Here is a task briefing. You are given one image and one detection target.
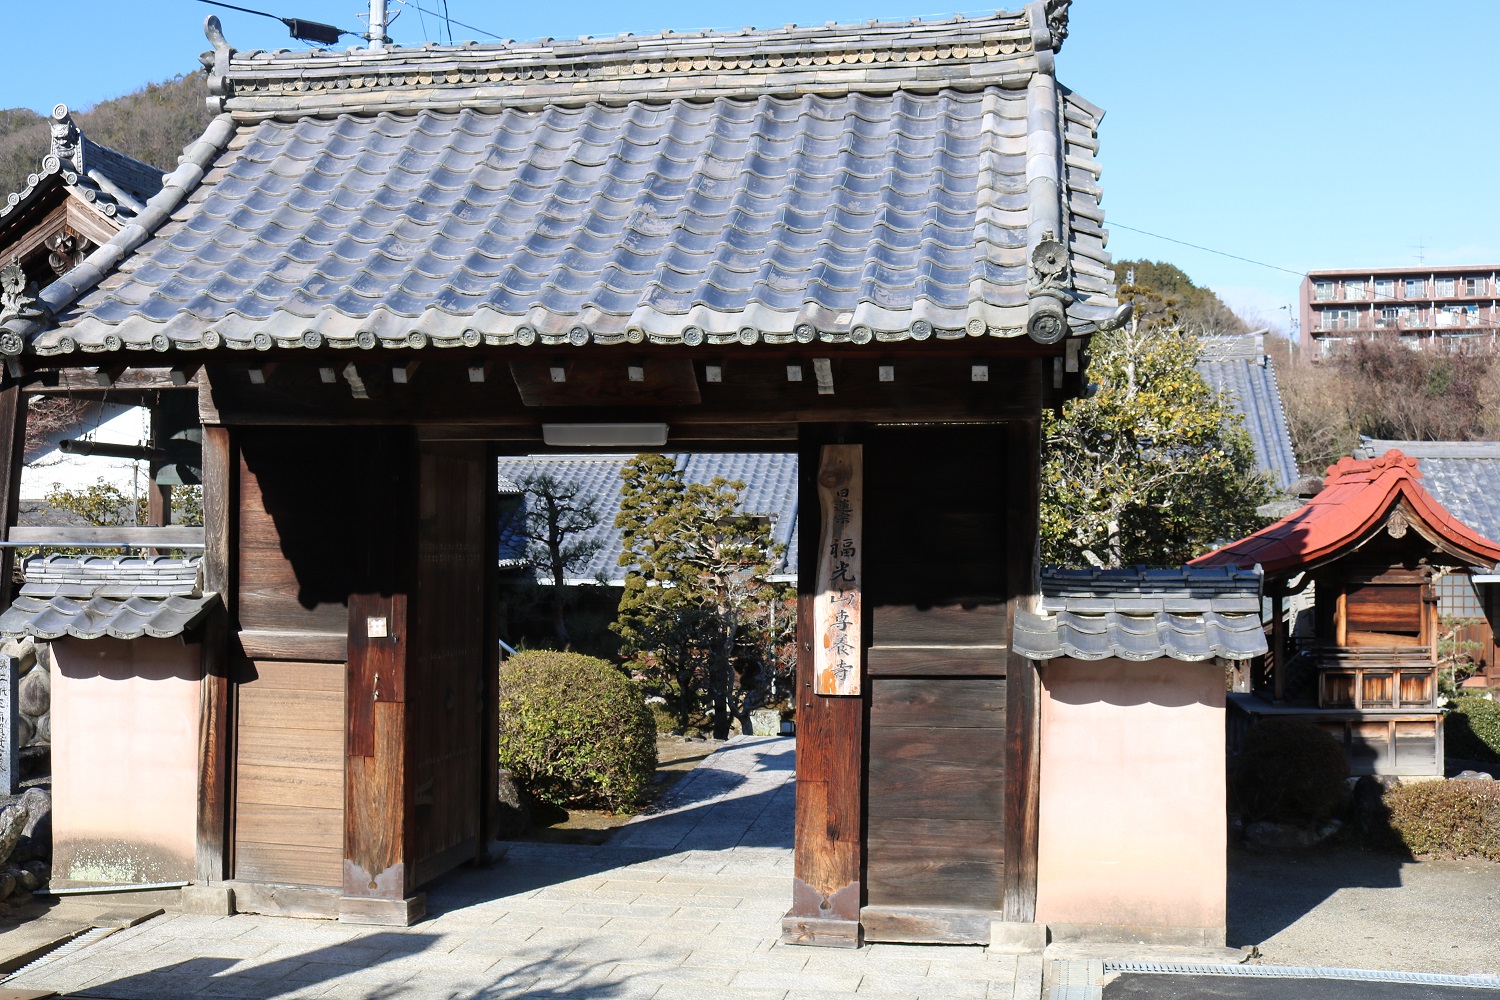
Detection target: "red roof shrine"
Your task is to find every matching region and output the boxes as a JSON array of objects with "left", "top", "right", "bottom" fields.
[{"left": 1191, "top": 449, "right": 1500, "bottom": 576}]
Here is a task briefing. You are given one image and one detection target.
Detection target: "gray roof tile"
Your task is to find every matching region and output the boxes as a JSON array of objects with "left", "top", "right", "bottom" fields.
[
  {"left": 8, "top": 9, "right": 1114, "bottom": 357},
  {"left": 0, "top": 111, "right": 164, "bottom": 232},
  {"left": 0, "top": 554, "right": 214, "bottom": 640},
  {"left": 1016, "top": 565, "right": 1267, "bottom": 662},
  {"left": 1354, "top": 438, "right": 1500, "bottom": 544},
  {"left": 0, "top": 593, "right": 217, "bottom": 641},
  {"left": 1196, "top": 335, "right": 1300, "bottom": 489}
]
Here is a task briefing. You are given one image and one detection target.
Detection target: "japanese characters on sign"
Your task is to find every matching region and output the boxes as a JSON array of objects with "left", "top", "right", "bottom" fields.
[{"left": 814, "top": 444, "right": 862, "bottom": 696}]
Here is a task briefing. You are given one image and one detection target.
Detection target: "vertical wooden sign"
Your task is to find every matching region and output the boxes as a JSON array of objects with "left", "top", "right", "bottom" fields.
[{"left": 814, "top": 444, "right": 862, "bottom": 696}]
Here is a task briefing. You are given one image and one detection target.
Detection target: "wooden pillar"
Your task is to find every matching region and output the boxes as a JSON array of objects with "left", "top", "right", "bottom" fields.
[
  {"left": 341, "top": 429, "right": 422, "bottom": 925},
  {"left": 1002, "top": 417, "right": 1041, "bottom": 924},
  {"left": 195, "top": 423, "right": 232, "bottom": 883},
  {"left": 0, "top": 385, "right": 28, "bottom": 609},
  {"left": 1270, "top": 585, "right": 1287, "bottom": 702},
  {"left": 476, "top": 442, "right": 503, "bottom": 863},
  {"left": 782, "top": 426, "right": 863, "bottom": 949}
]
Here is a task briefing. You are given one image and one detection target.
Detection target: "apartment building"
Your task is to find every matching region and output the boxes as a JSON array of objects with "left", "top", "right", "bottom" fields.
[{"left": 1300, "top": 264, "right": 1500, "bottom": 357}]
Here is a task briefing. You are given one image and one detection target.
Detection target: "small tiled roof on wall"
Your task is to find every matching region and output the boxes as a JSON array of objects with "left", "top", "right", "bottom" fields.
[
  {"left": 0, "top": 555, "right": 217, "bottom": 640},
  {"left": 1192, "top": 449, "right": 1500, "bottom": 576},
  {"left": 1196, "top": 334, "right": 1299, "bottom": 489},
  {"left": 1013, "top": 566, "right": 1266, "bottom": 662},
  {"left": 1354, "top": 438, "right": 1500, "bottom": 545},
  {"left": 495, "top": 452, "right": 796, "bottom": 585},
  {"left": 0, "top": 2, "right": 1121, "bottom": 358}
]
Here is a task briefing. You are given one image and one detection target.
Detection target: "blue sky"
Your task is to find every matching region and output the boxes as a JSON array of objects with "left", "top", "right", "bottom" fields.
[{"left": 4, "top": 0, "right": 1498, "bottom": 336}]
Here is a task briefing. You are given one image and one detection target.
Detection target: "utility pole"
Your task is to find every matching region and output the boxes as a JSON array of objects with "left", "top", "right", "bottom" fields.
[{"left": 368, "top": 0, "right": 388, "bottom": 50}]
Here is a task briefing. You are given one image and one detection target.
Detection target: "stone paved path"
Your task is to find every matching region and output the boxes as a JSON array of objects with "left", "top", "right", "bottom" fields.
[{"left": 3, "top": 736, "right": 1040, "bottom": 999}]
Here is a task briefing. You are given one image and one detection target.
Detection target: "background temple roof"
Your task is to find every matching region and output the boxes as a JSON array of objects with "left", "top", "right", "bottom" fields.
[
  {"left": 1355, "top": 438, "right": 1500, "bottom": 545},
  {"left": 0, "top": 108, "right": 164, "bottom": 235},
  {"left": 1196, "top": 333, "right": 1299, "bottom": 490},
  {"left": 495, "top": 452, "right": 797, "bottom": 585}
]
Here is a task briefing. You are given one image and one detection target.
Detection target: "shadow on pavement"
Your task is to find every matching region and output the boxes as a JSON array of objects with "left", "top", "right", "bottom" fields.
[
  {"left": 75, "top": 933, "right": 650, "bottom": 1000},
  {"left": 1227, "top": 846, "right": 1406, "bottom": 948}
]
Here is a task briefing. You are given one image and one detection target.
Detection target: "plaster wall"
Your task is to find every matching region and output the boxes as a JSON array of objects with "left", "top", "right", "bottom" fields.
[
  {"left": 21, "top": 403, "right": 148, "bottom": 500},
  {"left": 51, "top": 636, "right": 200, "bottom": 883},
  {"left": 1035, "top": 657, "right": 1226, "bottom": 938}
]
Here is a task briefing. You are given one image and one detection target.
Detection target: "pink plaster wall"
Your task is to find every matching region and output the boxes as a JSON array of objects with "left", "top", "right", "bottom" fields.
[
  {"left": 1035, "top": 658, "right": 1226, "bottom": 934},
  {"left": 51, "top": 636, "right": 201, "bottom": 883}
]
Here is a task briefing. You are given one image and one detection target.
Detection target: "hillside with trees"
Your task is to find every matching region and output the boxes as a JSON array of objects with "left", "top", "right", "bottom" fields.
[
  {"left": 0, "top": 72, "right": 214, "bottom": 197},
  {"left": 1112, "top": 259, "right": 1250, "bottom": 337}
]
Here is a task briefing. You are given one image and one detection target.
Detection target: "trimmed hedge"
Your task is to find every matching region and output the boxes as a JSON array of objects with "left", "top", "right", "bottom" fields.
[
  {"left": 498, "top": 651, "right": 658, "bottom": 812},
  {"left": 1230, "top": 717, "right": 1350, "bottom": 824},
  {"left": 1447, "top": 696, "right": 1500, "bottom": 764},
  {"left": 1383, "top": 780, "right": 1500, "bottom": 861}
]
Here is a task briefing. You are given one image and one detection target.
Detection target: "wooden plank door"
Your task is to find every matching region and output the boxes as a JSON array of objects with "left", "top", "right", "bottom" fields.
[
  {"left": 860, "top": 425, "right": 1009, "bottom": 944},
  {"left": 234, "top": 660, "right": 346, "bottom": 887}
]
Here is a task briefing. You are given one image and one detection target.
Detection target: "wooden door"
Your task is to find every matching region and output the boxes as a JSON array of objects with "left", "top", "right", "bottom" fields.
[
  {"left": 860, "top": 425, "right": 1009, "bottom": 944},
  {"left": 233, "top": 660, "right": 346, "bottom": 887}
]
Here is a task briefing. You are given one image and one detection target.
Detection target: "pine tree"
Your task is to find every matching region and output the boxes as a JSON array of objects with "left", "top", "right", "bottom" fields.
[{"left": 612, "top": 455, "right": 792, "bottom": 738}]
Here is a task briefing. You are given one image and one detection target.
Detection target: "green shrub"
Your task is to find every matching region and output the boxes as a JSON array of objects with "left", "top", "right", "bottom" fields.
[
  {"left": 1447, "top": 696, "right": 1500, "bottom": 763},
  {"left": 1230, "top": 717, "right": 1350, "bottom": 824},
  {"left": 648, "top": 701, "right": 677, "bottom": 735},
  {"left": 1383, "top": 780, "right": 1500, "bottom": 861},
  {"left": 498, "top": 650, "right": 658, "bottom": 811}
]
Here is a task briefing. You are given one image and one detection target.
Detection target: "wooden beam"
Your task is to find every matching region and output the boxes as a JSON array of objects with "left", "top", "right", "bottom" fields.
[
  {"left": 196, "top": 424, "right": 233, "bottom": 884},
  {"left": 202, "top": 357, "right": 1046, "bottom": 427},
  {"left": 1002, "top": 415, "right": 1041, "bottom": 924},
  {"left": 510, "top": 359, "right": 701, "bottom": 407},
  {"left": 93, "top": 364, "right": 128, "bottom": 388},
  {"left": 8, "top": 525, "right": 205, "bottom": 546},
  {"left": 247, "top": 363, "right": 278, "bottom": 385},
  {"left": 0, "top": 384, "right": 28, "bottom": 609},
  {"left": 391, "top": 361, "right": 421, "bottom": 384},
  {"left": 23, "top": 367, "right": 194, "bottom": 394},
  {"left": 467, "top": 362, "right": 491, "bottom": 383}
]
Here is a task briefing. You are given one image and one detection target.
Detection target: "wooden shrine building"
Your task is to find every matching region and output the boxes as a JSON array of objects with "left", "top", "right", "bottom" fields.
[
  {"left": 1194, "top": 450, "right": 1500, "bottom": 776},
  {"left": 0, "top": 2, "right": 1256, "bottom": 945}
]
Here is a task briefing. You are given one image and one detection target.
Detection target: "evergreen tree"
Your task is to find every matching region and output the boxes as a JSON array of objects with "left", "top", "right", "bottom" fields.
[
  {"left": 612, "top": 455, "right": 792, "bottom": 738},
  {"left": 1042, "top": 322, "right": 1274, "bottom": 568}
]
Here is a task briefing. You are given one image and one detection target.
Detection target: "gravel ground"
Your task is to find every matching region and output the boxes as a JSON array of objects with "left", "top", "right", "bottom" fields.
[{"left": 1229, "top": 847, "right": 1500, "bottom": 976}]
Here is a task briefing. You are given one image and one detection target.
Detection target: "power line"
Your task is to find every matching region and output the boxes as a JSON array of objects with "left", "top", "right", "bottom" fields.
[
  {"left": 192, "top": 0, "right": 356, "bottom": 45},
  {"left": 397, "top": 1, "right": 504, "bottom": 40},
  {"left": 1110, "top": 221, "right": 1306, "bottom": 278}
]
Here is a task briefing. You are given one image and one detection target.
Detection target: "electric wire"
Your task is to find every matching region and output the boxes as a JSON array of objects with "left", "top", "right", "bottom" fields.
[
  {"left": 397, "top": 1, "right": 504, "bottom": 39},
  {"left": 1110, "top": 222, "right": 1307, "bottom": 278},
  {"left": 190, "top": 0, "right": 358, "bottom": 39}
]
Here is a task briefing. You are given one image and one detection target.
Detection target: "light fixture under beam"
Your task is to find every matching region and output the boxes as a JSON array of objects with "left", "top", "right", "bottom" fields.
[{"left": 542, "top": 423, "right": 670, "bottom": 448}]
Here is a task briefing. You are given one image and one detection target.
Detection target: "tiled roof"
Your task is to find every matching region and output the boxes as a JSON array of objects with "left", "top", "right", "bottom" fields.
[
  {"left": 1196, "top": 334, "right": 1299, "bottom": 489},
  {"left": 0, "top": 555, "right": 215, "bottom": 640},
  {"left": 0, "top": 107, "right": 164, "bottom": 232},
  {"left": 1354, "top": 438, "right": 1500, "bottom": 545},
  {"left": 3, "top": 6, "right": 1119, "bottom": 357},
  {"left": 495, "top": 453, "right": 796, "bottom": 585},
  {"left": 1013, "top": 566, "right": 1266, "bottom": 662},
  {"left": 1192, "top": 449, "right": 1500, "bottom": 576}
]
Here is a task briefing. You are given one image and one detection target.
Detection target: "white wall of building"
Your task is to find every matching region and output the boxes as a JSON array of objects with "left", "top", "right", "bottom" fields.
[{"left": 21, "top": 404, "right": 150, "bottom": 502}]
